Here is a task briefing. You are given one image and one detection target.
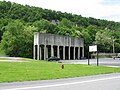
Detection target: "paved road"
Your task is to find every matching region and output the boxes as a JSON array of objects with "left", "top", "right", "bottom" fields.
[
  {"left": 0, "top": 73, "right": 120, "bottom": 90},
  {"left": 0, "top": 56, "right": 29, "bottom": 62},
  {"left": 1, "top": 57, "right": 120, "bottom": 67},
  {"left": 60, "top": 58, "right": 120, "bottom": 67}
]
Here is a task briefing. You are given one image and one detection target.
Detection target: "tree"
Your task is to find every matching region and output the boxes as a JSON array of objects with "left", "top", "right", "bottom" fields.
[
  {"left": 1, "top": 0, "right": 120, "bottom": 57},
  {"left": 0, "top": 18, "right": 13, "bottom": 41},
  {"left": 95, "top": 30, "right": 113, "bottom": 52},
  {"left": 32, "top": 19, "right": 56, "bottom": 33},
  {"left": 58, "top": 18, "right": 75, "bottom": 28},
  {"left": 86, "top": 25, "right": 97, "bottom": 41},
  {"left": 56, "top": 18, "right": 76, "bottom": 36},
  {"left": 0, "top": 20, "right": 36, "bottom": 58}
]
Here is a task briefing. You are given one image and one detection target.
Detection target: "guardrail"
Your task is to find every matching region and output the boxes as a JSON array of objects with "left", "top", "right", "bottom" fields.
[{"left": 91, "top": 53, "right": 118, "bottom": 58}]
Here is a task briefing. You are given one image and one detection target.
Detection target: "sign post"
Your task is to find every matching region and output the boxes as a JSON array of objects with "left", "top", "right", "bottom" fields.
[
  {"left": 89, "top": 45, "right": 99, "bottom": 66},
  {"left": 89, "top": 45, "right": 97, "bottom": 52},
  {"left": 97, "top": 51, "right": 99, "bottom": 66},
  {"left": 88, "top": 51, "right": 90, "bottom": 65}
]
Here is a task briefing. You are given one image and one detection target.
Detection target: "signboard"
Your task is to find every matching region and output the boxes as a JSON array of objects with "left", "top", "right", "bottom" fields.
[{"left": 89, "top": 45, "right": 97, "bottom": 52}]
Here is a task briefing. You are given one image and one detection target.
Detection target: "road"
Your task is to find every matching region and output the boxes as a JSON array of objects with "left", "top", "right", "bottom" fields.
[
  {"left": 0, "top": 56, "right": 29, "bottom": 62},
  {"left": 1, "top": 73, "right": 120, "bottom": 90},
  {"left": 0, "top": 57, "right": 120, "bottom": 67},
  {"left": 60, "top": 58, "right": 120, "bottom": 67}
]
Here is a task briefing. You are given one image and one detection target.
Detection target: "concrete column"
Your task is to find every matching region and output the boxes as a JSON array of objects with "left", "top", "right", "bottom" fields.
[
  {"left": 57, "top": 46, "right": 60, "bottom": 58},
  {"left": 82, "top": 47, "right": 84, "bottom": 57},
  {"left": 78, "top": 47, "right": 80, "bottom": 59},
  {"left": 68, "top": 46, "right": 70, "bottom": 60},
  {"left": 44, "top": 45, "right": 46, "bottom": 60},
  {"left": 73, "top": 47, "right": 75, "bottom": 60},
  {"left": 51, "top": 45, "right": 54, "bottom": 57},
  {"left": 39, "top": 46, "right": 41, "bottom": 60},
  {"left": 37, "top": 45, "right": 40, "bottom": 60},
  {"left": 33, "top": 45, "right": 35, "bottom": 59},
  {"left": 63, "top": 46, "right": 65, "bottom": 60},
  {"left": 46, "top": 46, "right": 48, "bottom": 59}
]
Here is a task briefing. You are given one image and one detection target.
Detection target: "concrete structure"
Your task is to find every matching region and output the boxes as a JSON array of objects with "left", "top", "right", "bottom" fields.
[{"left": 33, "top": 33, "right": 84, "bottom": 60}]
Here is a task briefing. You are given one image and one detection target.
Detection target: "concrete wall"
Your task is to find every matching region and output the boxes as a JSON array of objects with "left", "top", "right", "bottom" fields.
[
  {"left": 34, "top": 33, "right": 84, "bottom": 47},
  {"left": 34, "top": 32, "right": 84, "bottom": 60}
]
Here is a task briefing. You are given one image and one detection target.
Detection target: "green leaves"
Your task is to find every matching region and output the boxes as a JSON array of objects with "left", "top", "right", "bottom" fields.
[
  {"left": 33, "top": 19, "right": 56, "bottom": 33},
  {"left": 0, "top": 20, "right": 35, "bottom": 58},
  {"left": 95, "top": 30, "right": 114, "bottom": 52},
  {"left": 0, "top": 1, "right": 120, "bottom": 58}
]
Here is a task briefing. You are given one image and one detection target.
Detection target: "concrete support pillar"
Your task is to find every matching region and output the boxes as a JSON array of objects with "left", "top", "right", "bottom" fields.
[
  {"left": 68, "top": 46, "right": 70, "bottom": 60},
  {"left": 39, "top": 46, "right": 41, "bottom": 60},
  {"left": 73, "top": 47, "right": 75, "bottom": 60},
  {"left": 37, "top": 45, "right": 40, "bottom": 60},
  {"left": 51, "top": 45, "right": 54, "bottom": 57},
  {"left": 46, "top": 46, "right": 48, "bottom": 59},
  {"left": 33, "top": 45, "right": 35, "bottom": 59},
  {"left": 63, "top": 46, "right": 65, "bottom": 60},
  {"left": 82, "top": 47, "right": 84, "bottom": 57},
  {"left": 44, "top": 45, "right": 46, "bottom": 60},
  {"left": 57, "top": 46, "right": 60, "bottom": 58},
  {"left": 78, "top": 47, "right": 80, "bottom": 59}
]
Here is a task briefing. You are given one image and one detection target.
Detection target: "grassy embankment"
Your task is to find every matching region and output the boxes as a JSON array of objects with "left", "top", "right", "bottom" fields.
[{"left": 0, "top": 59, "right": 120, "bottom": 82}]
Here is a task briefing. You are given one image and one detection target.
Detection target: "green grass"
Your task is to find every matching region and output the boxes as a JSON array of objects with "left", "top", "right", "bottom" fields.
[{"left": 0, "top": 60, "right": 120, "bottom": 82}]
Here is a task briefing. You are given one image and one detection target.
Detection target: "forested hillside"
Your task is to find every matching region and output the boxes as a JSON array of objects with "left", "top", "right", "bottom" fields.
[{"left": 0, "top": 1, "right": 120, "bottom": 58}]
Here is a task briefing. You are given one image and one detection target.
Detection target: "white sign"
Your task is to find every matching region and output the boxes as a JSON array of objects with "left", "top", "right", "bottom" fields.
[{"left": 89, "top": 45, "right": 97, "bottom": 52}]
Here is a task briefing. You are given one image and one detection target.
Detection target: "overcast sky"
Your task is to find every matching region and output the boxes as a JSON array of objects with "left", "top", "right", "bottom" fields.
[{"left": 3, "top": 0, "right": 120, "bottom": 22}]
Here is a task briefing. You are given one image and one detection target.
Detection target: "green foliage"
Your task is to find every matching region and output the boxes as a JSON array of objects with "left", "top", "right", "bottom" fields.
[
  {"left": 95, "top": 30, "right": 113, "bottom": 52},
  {"left": 32, "top": 19, "right": 56, "bottom": 33},
  {"left": 0, "top": 48, "right": 6, "bottom": 56},
  {"left": 0, "top": 1, "right": 120, "bottom": 58},
  {"left": 0, "top": 1, "right": 120, "bottom": 29},
  {"left": 0, "top": 20, "right": 36, "bottom": 58},
  {"left": 58, "top": 18, "right": 75, "bottom": 28}
]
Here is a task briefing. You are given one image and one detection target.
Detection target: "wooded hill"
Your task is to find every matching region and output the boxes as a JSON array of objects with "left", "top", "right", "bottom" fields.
[{"left": 0, "top": 1, "right": 120, "bottom": 58}]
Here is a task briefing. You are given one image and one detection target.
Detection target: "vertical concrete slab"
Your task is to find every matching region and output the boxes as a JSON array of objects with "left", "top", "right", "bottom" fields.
[
  {"left": 82, "top": 47, "right": 84, "bottom": 57},
  {"left": 57, "top": 46, "right": 60, "bottom": 58},
  {"left": 63, "top": 46, "right": 65, "bottom": 60},
  {"left": 33, "top": 45, "right": 35, "bottom": 59},
  {"left": 73, "top": 47, "right": 75, "bottom": 60},
  {"left": 37, "top": 45, "right": 40, "bottom": 60},
  {"left": 46, "top": 46, "right": 48, "bottom": 59},
  {"left": 78, "top": 47, "right": 80, "bottom": 59},
  {"left": 44, "top": 45, "right": 46, "bottom": 60},
  {"left": 51, "top": 45, "right": 54, "bottom": 57},
  {"left": 69, "top": 46, "right": 70, "bottom": 60},
  {"left": 39, "top": 46, "right": 41, "bottom": 60}
]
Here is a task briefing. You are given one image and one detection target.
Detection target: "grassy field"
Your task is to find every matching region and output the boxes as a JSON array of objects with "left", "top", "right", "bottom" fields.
[{"left": 0, "top": 60, "right": 120, "bottom": 82}]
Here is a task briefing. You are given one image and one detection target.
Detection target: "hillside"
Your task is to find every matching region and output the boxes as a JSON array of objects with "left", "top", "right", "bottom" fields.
[{"left": 0, "top": 1, "right": 120, "bottom": 58}]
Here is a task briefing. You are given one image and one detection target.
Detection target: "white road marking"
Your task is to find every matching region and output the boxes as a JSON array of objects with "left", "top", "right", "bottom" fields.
[{"left": 4, "top": 76, "right": 120, "bottom": 90}]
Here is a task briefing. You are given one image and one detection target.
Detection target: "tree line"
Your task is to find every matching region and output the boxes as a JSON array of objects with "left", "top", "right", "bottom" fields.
[{"left": 0, "top": 1, "right": 120, "bottom": 58}]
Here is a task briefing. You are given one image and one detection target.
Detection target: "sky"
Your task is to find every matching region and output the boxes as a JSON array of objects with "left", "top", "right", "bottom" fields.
[{"left": 3, "top": 0, "right": 120, "bottom": 22}]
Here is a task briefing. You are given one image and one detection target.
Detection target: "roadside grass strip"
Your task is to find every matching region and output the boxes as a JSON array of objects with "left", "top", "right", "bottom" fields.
[{"left": 0, "top": 60, "right": 120, "bottom": 82}]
